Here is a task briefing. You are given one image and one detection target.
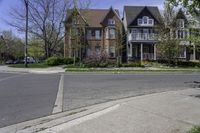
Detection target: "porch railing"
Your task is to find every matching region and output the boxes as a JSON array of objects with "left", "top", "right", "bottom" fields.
[{"left": 129, "top": 33, "right": 156, "bottom": 41}]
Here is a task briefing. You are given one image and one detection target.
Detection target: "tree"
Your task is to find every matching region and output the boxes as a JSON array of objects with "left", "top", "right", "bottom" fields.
[
  {"left": 0, "top": 31, "right": 24, "bottom": 61},
  {"left": 167, "top": 0, "right": 200, "bottom": 15},
  {"left": 115, "top": 25, "right": 126, "bottom": 67},
  {"left": 65, "top": 0, "right": 90, "bottom": 65},
  {"left": 156, "top": 3, "right": 181, "bottom": 65},
  {"left": 9, "top": 0, "right": 71, "bottom": 58},
  {"left": 168, "top": 0, "right": 200, "bottom": 61},
  {"left": 28, "top": 37, "right": 45, "bottom": 61}
]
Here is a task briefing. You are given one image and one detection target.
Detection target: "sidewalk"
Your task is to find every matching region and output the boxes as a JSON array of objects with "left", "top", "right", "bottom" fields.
[
  {"left": 0, "top": 65, "right": 65, "bottom": 74},
  {"left": 42, "top": 89, "right": 200, "bottom": 133},
  {"left": 1, "top": 88, "right": 200, "bottom": 133}
]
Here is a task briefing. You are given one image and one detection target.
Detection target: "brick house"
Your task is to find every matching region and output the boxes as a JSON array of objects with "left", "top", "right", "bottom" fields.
[{"left": 64, "top": 7, "right": 123, "bottom": 61}]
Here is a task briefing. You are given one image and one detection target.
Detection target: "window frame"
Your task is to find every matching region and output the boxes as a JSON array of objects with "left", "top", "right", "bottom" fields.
[
  {"left": 87, "top": 30, "right": 92, "bottom": 39},
  {"left": 95, "top": 30, "right": 101, "bottom": 40},
  {"left": 108, "top": 19, "right": 116, "bottom": 25}
]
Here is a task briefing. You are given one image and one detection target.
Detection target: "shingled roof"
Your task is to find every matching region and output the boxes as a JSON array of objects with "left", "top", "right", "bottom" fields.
[
  {"left": 124, "top": 6, "right": 162, "bottom": 26},
  {"left": 66, "top": 8, "right": 120, "bottom": 27}
]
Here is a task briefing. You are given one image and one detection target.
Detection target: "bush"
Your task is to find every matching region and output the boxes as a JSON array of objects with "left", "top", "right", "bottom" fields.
[
  {"left": 45, "top": 57, "right": 63, "bottom": 66},
  {"left": 157, "top": 59, "right": 200, "bottom": 67},
  {"left": 189, "top": 126, "right": 200, "bottom": 133},
  {"left": 63, "top": 58, "right": 73, "bottom": 65},
  {"left": 122, "top": 62, "right": 145, "bottom": 67},
  {"left": 84, "top": 51, "right": 109, "bottom": 67}
]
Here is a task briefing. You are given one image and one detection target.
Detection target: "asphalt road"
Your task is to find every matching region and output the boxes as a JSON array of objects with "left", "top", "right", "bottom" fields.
[
  {"left": 0, "top": 72, "right": 200, "bottom": 128},
  {"left": 0, "top": 72, "right": 60, "bottom": 128},
  {"left": 63, "top": 73, "right": 200, "bottom": 111}
]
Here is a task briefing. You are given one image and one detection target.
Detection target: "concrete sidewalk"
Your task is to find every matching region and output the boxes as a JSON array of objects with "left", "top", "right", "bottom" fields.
[
  {"left": 0, "top": 65, "right": 65, "bottom": 74},
  {"left": 1, "top": 88, "right": 200, "bottom": 133},
  {"left": 43, "top": 89, "right": 200, "bottom": 133}
]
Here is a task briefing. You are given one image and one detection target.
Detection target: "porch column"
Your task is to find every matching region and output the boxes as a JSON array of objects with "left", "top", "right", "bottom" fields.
[
  {"left": 130, "top": 43, "right": 133, "bottom": 58},
  {"left": 154, "top": 44, "right": 157, "bottom": 60},
  {"left": 140, "top": 43, "right": 143, "bottom": 61},
  {"left": 193, "top": 45, "right": 196, "bottom": 60}
]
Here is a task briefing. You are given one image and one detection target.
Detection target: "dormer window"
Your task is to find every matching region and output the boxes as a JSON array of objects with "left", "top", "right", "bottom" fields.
[
  {"left": 177, "top": 19, "right": 184, "bottom": 28},
  {"left": 137, "top": 16, "right": 154, "bottom": 26},
  {"left": 138, "top": 19, "right": 142, "bottom": 25},
  {"left": 72, "top": 18, "right": 79, "bottom": 25},
  {"left": 143, "top": 16, "right": 148, "bottom": 24},
  {"left": 108, "top": 19, "right": 115, "bottom": 25},
  {"left": 149, "top": 19, "right": 154, "bottom": 25}
]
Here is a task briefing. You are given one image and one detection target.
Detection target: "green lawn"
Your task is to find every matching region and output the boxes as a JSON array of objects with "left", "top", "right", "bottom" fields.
[
  {"left": 9, "top": 63, "right": 49, "bottom": 68},
  {"left": 65, "top": 67, "right": 200, "bottom": 73},
  {"left": 189, "top": 126, "right": 200, "bottom": 133}
]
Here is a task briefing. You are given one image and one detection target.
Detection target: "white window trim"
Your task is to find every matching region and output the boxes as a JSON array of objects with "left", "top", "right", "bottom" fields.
[
  {"left": 108, "top": 19, "right": 116, "bottom": 25},
  {"left": 137, "top": 16, "right": 154, "bottom": 26},
  {"left": 177, "top": 19, "right": 185, "bottom": 28},
  {"left": 95, "top": 30, "right": 101, "bottom": 40},
  {"left": 106, "top": 28, "right": 116, "bottom": 39}
]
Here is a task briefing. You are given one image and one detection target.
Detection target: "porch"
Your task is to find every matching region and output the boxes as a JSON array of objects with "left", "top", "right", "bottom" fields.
[{"left": 127, "top": 43, "right": 156, "bottom": 61}]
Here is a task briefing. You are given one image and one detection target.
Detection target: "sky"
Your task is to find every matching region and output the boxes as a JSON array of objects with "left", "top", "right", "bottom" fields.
[{"left": 0, "top": 0, "right": 165, "bottom": 36}]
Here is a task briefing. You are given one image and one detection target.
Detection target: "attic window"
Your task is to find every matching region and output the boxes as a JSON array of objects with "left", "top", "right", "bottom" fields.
[
  {"left": 138, "top": 19, "right": 142, "bottom": 25},
  {"left": 177, "top": 19, "right": 184, "bottom": 28},
  {"left": 143, "top": 16, "right": 148, "bottom": 24},
  {"left": 149, "top": 19, "right": 154, "bottom": 25},
  {"left": 137, "top": 16, "right": 154, "bottom": 26},
  {"left": 108, "top": 19, "right": 115, "bottom": 25},
  {"left": 72, "top": 18, "right": 79, "bottom": 25}
]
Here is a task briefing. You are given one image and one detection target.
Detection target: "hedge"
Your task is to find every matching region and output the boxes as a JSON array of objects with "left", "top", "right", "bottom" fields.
[{"left": 45, "top": 57, "right": 74, "bottom": 66}]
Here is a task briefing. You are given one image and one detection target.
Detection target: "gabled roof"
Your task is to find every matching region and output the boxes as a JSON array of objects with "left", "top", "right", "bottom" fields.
[
  {"left": 124, "top": 6, "right": 162, "bottom": 26},
  {"left": 66, "top": 8, "right": 120, "bottom": 27},
  {"left": 176, "top": 9, "right": 188, "bottom": 22}
]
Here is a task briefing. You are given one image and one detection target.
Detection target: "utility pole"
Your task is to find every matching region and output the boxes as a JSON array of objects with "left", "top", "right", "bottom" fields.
[{"left": 24, "top": 0, "right": 28, "bottom": 67}]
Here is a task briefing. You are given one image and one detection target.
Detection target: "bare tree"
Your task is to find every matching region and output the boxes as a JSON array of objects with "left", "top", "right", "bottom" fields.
[{"left": 8, "top": 0, "right": 72, "bottom": 58}]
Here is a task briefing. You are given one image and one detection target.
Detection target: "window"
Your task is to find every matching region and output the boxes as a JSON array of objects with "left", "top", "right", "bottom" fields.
[
  {"left": 72, "top": 28, "right": 79, "bottom": 36},
  {"left": 137, "top": 16, "right": 154, "bottom": 26},
  {"left": 95, "top": 30, "right": 101, "bottom": 39},
  {"left": 95, "top": 46, "right": 101, "bottom": 54},
  {"left": 143, "top": 16, "right": 148, "bottom": 24},
  {"left": 87, "top": 30, "right": 92, "bottom": 39},
  {"left": 148, "top": 19, "right": 154, "bottom": 25},
  {"left": 87, "top": 46, "right": 91, "bottom": 56},
  {"left": 109, "top": 46, "right": 115, "bottom": 58},
  {"left": 138, "top": 19, "right": 142, "bottom": 25},
  {"left": 72, "top": 18, "right": 79, "bottom": 25},
  {"left": 177, "top": 19, "right": 184, "bottom": 28},
  {"left": 179, "top": 47, "right": 186, "bottom": 58},
  {"left": 177, "top": 30, "right": 185, "bottom": 39},
  {"left": 106, "top": 28, "right": 116, "bottom": 39},
  {"left": 109, "top": 29, "right": 115, "bottom": 39},
  {"left": 108, "top": 19, "right": 115, "bottom": 25}
]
